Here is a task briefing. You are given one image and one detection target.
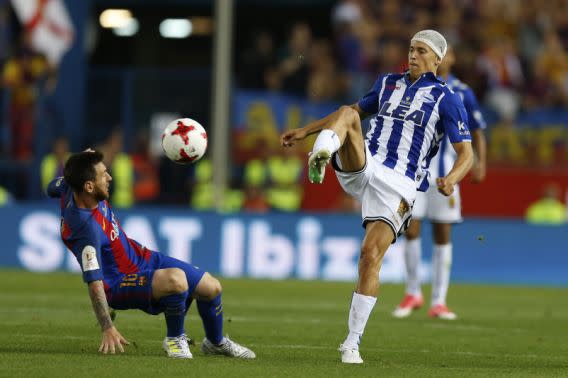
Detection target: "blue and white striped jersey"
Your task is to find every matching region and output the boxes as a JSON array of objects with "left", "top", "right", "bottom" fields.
[
  {"left": 358, "top": 72, "right": 471, "bottom": 192},
  {"left": 429, "top": 74, "right": 486, "bottom": 181}
]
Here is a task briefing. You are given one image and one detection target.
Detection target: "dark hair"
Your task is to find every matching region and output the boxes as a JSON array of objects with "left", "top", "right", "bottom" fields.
[{"left": 63, "top": 151, "right": 104, "bottom": 193}]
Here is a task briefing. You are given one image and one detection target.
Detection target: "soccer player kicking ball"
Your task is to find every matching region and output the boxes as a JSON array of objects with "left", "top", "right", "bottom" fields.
[
  {"left": 392, "top": 45, "right": 487, "bottom": 321},
  {"left": 47, "top": 150, "right": 255, "bottom": 359},
  {"left": 280, "top": 30, "right": 473, "bottom": 364}
]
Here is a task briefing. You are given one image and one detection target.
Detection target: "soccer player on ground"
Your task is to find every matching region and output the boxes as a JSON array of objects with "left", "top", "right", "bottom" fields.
[
  {"left": 280, "top": 30, "right": 473, "bottom": 364},
  {"left": 47, "top": 150, "right": 255, "bottom": 359},
  {"left": 392, "top": 46, "right": 487, "bottom": 321}
]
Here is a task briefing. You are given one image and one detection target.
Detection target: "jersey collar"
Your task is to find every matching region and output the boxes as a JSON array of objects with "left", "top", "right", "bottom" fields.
[{"left": 404, "top": 70, "right": 444, "bottom": 86}]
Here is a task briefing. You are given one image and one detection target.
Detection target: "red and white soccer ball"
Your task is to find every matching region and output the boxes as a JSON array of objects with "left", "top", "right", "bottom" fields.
[{"left": 161, "top": 118, "right": 208, "bottom": 164}]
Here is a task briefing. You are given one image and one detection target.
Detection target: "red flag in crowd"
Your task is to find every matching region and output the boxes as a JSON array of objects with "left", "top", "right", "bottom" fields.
[{"left": 10, "top": 0, "right": 74, "bottom": 66}]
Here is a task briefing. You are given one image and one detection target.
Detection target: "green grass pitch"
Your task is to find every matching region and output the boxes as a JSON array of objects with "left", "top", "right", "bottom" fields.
[{"left": 1, "top": 270, "right": 567, "bottom": 377}]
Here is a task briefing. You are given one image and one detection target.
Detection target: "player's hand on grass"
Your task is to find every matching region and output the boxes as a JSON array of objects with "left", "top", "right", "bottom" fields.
[
  {"left": 99, "top": 326, "right": 130, "bottom": 354},
  {"left": 436, "top": 177, "right": 454, "bottom": 196},
  {"left": 280, "top": 128, "right": 307, "bottom": 147}
]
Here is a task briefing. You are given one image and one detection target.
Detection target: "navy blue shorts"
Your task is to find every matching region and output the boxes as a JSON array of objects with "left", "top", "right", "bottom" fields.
[{"left": 107, "top": 253, "right": 206, "bottom": 315}]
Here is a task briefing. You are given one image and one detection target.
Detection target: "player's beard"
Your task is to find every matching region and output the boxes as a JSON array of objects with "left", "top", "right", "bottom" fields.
[{"left": 93, "top": 185, "right": 109, "bottom": 202}]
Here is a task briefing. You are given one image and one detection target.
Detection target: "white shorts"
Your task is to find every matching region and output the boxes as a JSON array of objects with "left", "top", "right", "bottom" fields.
[
  {"left": 412, "top": 182, "right": 462, "bottom": 223},
  {"left": 332, "top": 146, "right": 416, "bottom": 239}
]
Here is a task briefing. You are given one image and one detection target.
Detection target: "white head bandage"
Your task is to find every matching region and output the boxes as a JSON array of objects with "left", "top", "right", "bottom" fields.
[{"left": 411, "top": 30, "right": 447, "bottom": 60}]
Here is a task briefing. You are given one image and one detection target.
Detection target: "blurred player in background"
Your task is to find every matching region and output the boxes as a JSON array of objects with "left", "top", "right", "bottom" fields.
[
  {"left": 392, "top": 46, "right": 487, "bottom": 320},
  {"left": 281, "top": 30, "right": 473, "bottom": 364},
  {"left": 46, "top": 150, "right": 255, "bottom": 359}
]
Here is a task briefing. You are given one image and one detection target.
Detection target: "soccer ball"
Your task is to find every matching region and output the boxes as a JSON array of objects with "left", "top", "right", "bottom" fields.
[{"left": 161, "top": 118, "right": 208, "bottom": 164}]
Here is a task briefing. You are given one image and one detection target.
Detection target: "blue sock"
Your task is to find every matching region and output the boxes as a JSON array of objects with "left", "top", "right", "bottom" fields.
[
  {"left": 160, "top": 291, "right": 188, "bottom": 337},
  {"left": 197, "top": 294, "right": 223, "bottom": 344}
]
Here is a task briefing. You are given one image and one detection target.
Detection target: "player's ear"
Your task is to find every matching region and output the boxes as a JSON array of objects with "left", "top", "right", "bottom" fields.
[{"left": 84, "top": 180, "right": 94, "bottom": 194}]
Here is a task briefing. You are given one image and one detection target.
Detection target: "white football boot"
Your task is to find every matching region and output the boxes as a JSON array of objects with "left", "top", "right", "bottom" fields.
[
  {"left": 163, "top": 334, "right": 192, "bottom": 358},
  {"left": 308, "top": 149, "right": 331, "bottom": 184},
  {"left": 338, "top": 343, "right": 363, "bottom": 364},
  {"left": 201, "top": 336, "right": 256, "bottom": 359}
]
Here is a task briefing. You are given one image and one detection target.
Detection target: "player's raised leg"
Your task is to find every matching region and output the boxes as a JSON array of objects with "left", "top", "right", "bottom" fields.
[
  {"left": 393, "top": 220, "right": 424, "bottom": 318},
  {"left": 152, "top": 268, "right": 192, "bottom": 358},
  {"left": 281, "top": 105, "right": 367, "bottom": 184},
  {"left": 193, "top": 273, "right": 256, "bottom": 359},
  {"left": 339, "top": 221, "right": 394, "bottom": 363},
  {"left": 428, "top": 222, "right": 456, "bottom": 320}
]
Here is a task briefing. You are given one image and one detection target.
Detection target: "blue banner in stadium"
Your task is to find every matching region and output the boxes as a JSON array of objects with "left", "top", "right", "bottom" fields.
[{"left": 1, "top": 204, "right": 567, "bottom": 286}]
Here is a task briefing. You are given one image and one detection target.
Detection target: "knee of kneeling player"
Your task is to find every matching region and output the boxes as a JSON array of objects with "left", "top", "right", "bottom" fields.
[
  {"left": 201, "top": 274, "right": 222, "bottom": 300},
  {"left": 167, "top": 269, "right": 189, "bottom": 293}
]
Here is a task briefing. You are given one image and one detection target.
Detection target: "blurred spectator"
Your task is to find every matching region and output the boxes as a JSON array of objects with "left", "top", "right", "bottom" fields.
[
  {"left": 97, "top": 129, "right": 134, "bottom": 208},
  {"left": 2, "top": 32, "right": 55, "bottom": 161},
  {"left": 40, "top": 136, "right": 69, "bottom": 192},
  {"left": 242, "top": 185, "right": 269, "bottom": 213},
  {"left": 131, "top": 130, "right": 160, "bottom": 204},
  {"left": 532, "top": 31, "right": 568, "bottom": 107},
  {"left": 242, "top": 145, "right": 269, "bottom": 213},
  {"left": 477, "top": 37, "right": 525, "bottom": 163},
  {"left": 525, "top": 184, "right": 567, "bottom": 225},
  {"left": 476, "top": 36, "right": 524, "bottom": 122},
  {"left": 0, "top": 184, "right": 14, "bottom": 206},
  {"left": 307, "top": 39, "right": 345, "bottom": 102},
  {"left": 278, "top": 22, "right": 312, "bottom": 96},
  {"left": 191, "top": 158, "right": 244, "bottom": 213},
  {"left": 265, "top": 145, "right": 303, "bottom": 212},
  {"left": 190, "top": 158, "right": 214, "bottom": 210},
  {"left": 238, "top": 30, "right": 277, "bottom": 90},
  {"left": 0, "top": 3, "right": 12, "bottom": 65}
]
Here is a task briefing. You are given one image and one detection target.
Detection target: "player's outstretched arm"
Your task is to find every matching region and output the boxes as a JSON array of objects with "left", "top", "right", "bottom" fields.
[
  {"left": 88, "top": 280, "right": 130, "bottom": 354},
  {"left": 436, "top": 141, "right": 473, "bottom": 196},
  {"left": 470, "top": 128, "right": 487, "bottom": 183},
  {"left": 280, "top": 104, "right": 368, "bottom": 147}
]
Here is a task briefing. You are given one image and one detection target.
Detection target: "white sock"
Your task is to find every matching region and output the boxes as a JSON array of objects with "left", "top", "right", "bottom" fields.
[
  {"left": 431, "top": 243, "right": 452, "bottom": 306},
  {"left": 312, "top": 129, "right": 340, "bottom": 155},
  {"left": 404, "top": 238, "right": 422, "bottom": 297},
  {"left": 343, "top": 292, "right": 377, "bottom": 350}
]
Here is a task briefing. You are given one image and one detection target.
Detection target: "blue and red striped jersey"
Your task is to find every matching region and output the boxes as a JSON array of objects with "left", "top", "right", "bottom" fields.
[{"left": 47, "top": 177, "right": 153, "bottom": 286}]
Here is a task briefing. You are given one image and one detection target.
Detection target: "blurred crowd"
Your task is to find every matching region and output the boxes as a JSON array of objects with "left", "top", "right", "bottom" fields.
[
  {"left": 0, "top": 0, "right": 567, "bottom": 219},
  {"left": 238, "top": 0, "right": 568, "bottom": 112}
]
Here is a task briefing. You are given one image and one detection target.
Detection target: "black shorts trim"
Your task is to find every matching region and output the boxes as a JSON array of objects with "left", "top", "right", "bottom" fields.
[
  {"left": 363, "top": 215, "right": 413, "bottom": 244},
  {"left": 331, "top": 152, "right": 367, "bottom": 174}
]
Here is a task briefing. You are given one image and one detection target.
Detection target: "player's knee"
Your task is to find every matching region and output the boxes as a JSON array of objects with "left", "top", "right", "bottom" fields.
[
  {"left": 341, "top": 106, "right": 362, "bottom": 132},
  {"left": 359, "top": 245, "right": 383, "bottom": 269},
  {"left": 195, "top": 274, "right": 222, "bottom": 300},
  {"left": 167, "top": 268, "right": 189, "bottom": 293},
  {"left": 205, "top": 275, "right": 222, "bottom": 299}
]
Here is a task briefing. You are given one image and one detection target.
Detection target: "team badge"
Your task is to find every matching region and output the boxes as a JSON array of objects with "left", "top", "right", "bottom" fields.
[
  {"left": 397, "top": 199, "right": 410, "bottom": 218},
  {"left": 82, "top": 246, "right": 99, "bottom": 272}
]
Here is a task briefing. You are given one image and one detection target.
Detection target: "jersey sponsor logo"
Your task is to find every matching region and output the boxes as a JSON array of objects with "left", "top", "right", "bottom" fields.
[
  {"left": 82, "top": 245, "right": 99, "bottom": 272},
  {"left": 457, "top": 120, "right": 470, "bottom": 136},
  {"left": 110, "top": 213, "right": 120, "bottom": 241},
  {"left": 378, "top": 102, "right": 425, "bottom": 127}
]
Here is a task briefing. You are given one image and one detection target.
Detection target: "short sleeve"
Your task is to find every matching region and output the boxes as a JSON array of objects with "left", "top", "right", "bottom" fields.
[
  {"left": 46, "top": 177, "right": 66, "bottom": 198},
  {"left": 462, "top": 88, "right": 487, "bottom": 131},
  {"left": 357, "top": 75, "right": 385, "bottom": 115},
  {"left": 439, "top": 92, "right": 472, "bottom": 144},
  {"left": 70, "top": 222, "right": 104, "bottom": 283}
]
